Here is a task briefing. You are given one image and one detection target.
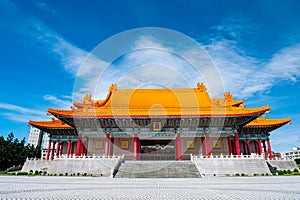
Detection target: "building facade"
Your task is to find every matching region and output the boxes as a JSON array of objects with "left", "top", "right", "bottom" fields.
[
  {"left": 27, "top": 126, "right": 43, "bottom": 147},
  {"left": 29, "top": 83, "right": 291, "bottom": 161}
]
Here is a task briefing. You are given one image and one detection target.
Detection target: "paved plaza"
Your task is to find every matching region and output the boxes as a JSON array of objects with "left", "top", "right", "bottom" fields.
[{"left": 0, "top": 176, "right": 299, "bottom": 200}]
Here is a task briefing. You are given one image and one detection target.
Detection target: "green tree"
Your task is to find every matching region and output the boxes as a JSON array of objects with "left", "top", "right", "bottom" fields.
[{"left": 0, "top": 132, "right": 41, "bottom": 171}]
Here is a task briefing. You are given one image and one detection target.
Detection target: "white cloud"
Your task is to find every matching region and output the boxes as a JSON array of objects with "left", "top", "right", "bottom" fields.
[
  {"left": 203, "top": 39, "right": 300, "bottom": 99},
  {"left": 0, "top": 103, "right": 45, "bottom": 115},
  {"left": 43, "top": 94, "right": 72, "bottom": 109},
  {"left": 32, "top": 0, "right": 55, "bottom": 13},
  {"left": 75, "top": 34, "right": 225, "bottom": 102},
  {"left": 266, "top": 43, "right": 300, "bottom": 82},
  {"left": 0, "top": 102, "right": 48, "bottom": 123},
  {"left": 0, "top": 1, "right": 87, "bottom": 76}
]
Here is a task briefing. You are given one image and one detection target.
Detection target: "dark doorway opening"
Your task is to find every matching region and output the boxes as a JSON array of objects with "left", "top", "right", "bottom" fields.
[{"left": 140, "top": 139, "right": 175, "bottom": 160}]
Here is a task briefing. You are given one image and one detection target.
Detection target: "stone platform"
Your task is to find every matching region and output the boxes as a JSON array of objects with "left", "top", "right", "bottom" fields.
[{"left": 1, "top": 176, "right": 300, "bottom": 199}]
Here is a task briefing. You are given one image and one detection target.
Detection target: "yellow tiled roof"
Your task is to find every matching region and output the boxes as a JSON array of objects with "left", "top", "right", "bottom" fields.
[
  {"left": 48, "top": 82, "right": 270, "bottom": 118},
  {"left": 28, "top": 118, "right": 73, "bottom": 129},
  {"left": 245, "top": 116, "right": 291, "bottom": 127}
]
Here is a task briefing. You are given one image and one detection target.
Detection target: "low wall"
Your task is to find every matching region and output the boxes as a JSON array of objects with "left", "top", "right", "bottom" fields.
[
  {"left": 267, "top": 160, "right": 298, "bottom": 171},
  {"left": 22, "top": 156, "right": 123, "bottom": 177},
  {"left": 192, "top": 155, "right": 271, "bottom": 177}
]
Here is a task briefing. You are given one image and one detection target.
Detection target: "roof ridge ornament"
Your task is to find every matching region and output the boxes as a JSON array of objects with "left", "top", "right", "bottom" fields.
[
  {"left": 109, "top": 83, "right": 117, "bottom": 92},
  {"left": 82, "top": 94, "right": 93, "bottom": 105},
  {"left": 224, "top": 92, "right": 234, "bottom": 103},
  {"left": 197, "top": 82, "right": 206, "bottom": 92}
]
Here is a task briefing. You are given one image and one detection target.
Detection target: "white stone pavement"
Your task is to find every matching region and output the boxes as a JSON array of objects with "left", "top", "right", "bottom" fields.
[{"left": 0, "top": 176, "right": 300, "bottom": 200}]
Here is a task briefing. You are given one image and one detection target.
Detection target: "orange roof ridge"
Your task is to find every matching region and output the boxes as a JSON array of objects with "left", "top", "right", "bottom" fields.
[
  {"left": 47, "top": 105, "right": 270, "bottom": 118},
  {"left": 71, "top": 83, "right": 246, "bottom": 110},
  {"left": 29, "top": 119, "right": 73, "bottom": 129},
  {"left": 245, "top": 116, "right": 291, "bottom": 127}
]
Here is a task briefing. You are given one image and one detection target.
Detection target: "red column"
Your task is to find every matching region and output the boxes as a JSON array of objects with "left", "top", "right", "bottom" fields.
[
  {"left": 227, "top": 137, "right": 232, "bottom": 155},
  {"left": 76, "top": 134, "right": 82, "bottom": 157},
  {"left": 50, "top": 141, "right": 56, "bottom": 160},
  {"left": 257, "top": 139, "right": 262, "bottom": 155},
  {"left": 138, "top": 137, "right": 140, "bottom": 158},
  {"left": 263, "top": 141, "right": 268, "bottom": 160},
  {"left": 201, "top": 137, "right": 205, "bottom": 155},
  {"left": 67, "top": 141, "right": 71, "bottom": 157},
  {"left": 267, "top": 139, "right": 273, "bottom": 160},
  {"left": 84, "top": 138, "right": 89, "bottom": 156},
  {"left": 176, "top": 133, "right": 182, "bottom": 160},
  {"left": 205, "top": 133, "right": 211, "bottom": 158},
  {"left": 46, "top": 140, "right": 51, "bottom": 160},
  {"left": 60, "top": 142, "right": 63, "bottom": 157},
  {"left": 246, "top": 140, "right": 251, "bottom": 155},
  {"left": 71, "top": 142, "right": 75, "bottom": 157},
  {"left": 55, "top": 140, "right": 60, "bottom": 157},
  {"left": 234, "top": 132, "right": 241, "bottom": 155},
  {"left": 105, "top": 134, "right": 110, "bottom": 158},
  {"left": 110, "top": 137, "right": 114, "bottom": 156},
  {"left": 242, "top": 141, "right": 247, "bottom": 155},
  {"left": 254, "top": 141, "right": 258, "bottom": 155},
  {"left": 134, "top": 134, "right": 139, "bottom": 160}
]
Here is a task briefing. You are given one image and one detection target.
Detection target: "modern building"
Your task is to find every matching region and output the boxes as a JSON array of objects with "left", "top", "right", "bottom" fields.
[
  {"left": 28, "top": 82, "right": 291, "bottom": 161},
  {"left": 281, "top": 148, "right": 300, "bottom": 160},
  {"left": 27, "top": 126, "right": 43, "bottom": 147}
]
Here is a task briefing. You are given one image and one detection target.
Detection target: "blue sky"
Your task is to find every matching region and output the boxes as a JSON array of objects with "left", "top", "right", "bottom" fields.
[{"left": 0, "top": 0, "right": 300, "bottom": 152}]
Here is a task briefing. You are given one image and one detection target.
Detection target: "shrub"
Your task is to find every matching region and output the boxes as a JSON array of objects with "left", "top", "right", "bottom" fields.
[
  {"left": 43, "top": 171, "right": 47, "bottom": 175},
  {"left": 253, "top": 173, "right": 257, "bottom": 176},
  {"left": 241, "top": 173, "right": 245, "bottom": 176},
  {"left": 278, "top": 170, "right": 284, "bottom": 175},
  {"left": 77, "top": 172, "right": 80, "bottom": 176},
  {"left": 293, "top": 172, "right": 300, "bottom": 175},
  {"left": 83, "top": 173, "right": 87, "bottom": 176},
  {"left": 272, "top": 172, "right": 277, "bottom": 176},
  {"left": 235, "top": 173, "right": 240, "bottom": 176},
  {"left": 16, "top": 172, "right": 28, "bottom": 176},
  {"left": 34, "top": 170, "right": 39, "bottom": 175},
  {"left": 54, "top": 174, "right": 57, "bottom": 176},
  {"left": 65, "top": 173, "right": 68, "bottom": 176},
  {"left": 261, "top": 174, "right": 265, "bottom": 176},
  {"left": 293, "top": 168, "right": 299, "bottom": 173},
  {"left": 284, "top": 173, "right": 293, "bottom": 176},
  {"left": 265, "top": 173, "right": 269, "bottom": 176},
  {"left": 29, "top": 170, "right": 33, "bottom": 173},
  {"left": 287, "top": 170, "right": 292, "bottom": 174}
]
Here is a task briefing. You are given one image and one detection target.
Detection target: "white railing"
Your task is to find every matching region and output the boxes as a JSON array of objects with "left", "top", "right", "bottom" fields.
[
  {"left": 190, "top": 153, "right": 265, "bottom": 161},
  {"left": 54, "top": 154, "right": 123, "bottom": 160}
]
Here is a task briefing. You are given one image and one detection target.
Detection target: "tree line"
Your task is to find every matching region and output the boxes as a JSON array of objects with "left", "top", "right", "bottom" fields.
[{"left": 0, "top": 132, "right": 41, "bottom": 171}]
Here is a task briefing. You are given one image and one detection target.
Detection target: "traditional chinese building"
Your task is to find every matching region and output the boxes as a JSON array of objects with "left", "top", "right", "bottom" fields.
[{"left": 29, "top": 83, "right": 291, "bottom": 161}]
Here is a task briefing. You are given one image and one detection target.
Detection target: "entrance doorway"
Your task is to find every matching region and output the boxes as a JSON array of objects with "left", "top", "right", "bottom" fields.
[{"left": 139, "top": 139, "right": 175, "bottom": 160}]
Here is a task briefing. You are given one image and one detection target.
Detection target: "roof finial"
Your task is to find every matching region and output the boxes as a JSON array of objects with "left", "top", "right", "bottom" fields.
[
  {"left": 224, "top": 92, "right": 233, "bottom": 103},
  {"left": 109, "top": 83, "right": 117, "bottom": 92},
  {"left": 82, "top": 94, "right": 93, "bottom": 105},
  {"left": 197, "top": 82, "right": 206, "bottom": 92}
]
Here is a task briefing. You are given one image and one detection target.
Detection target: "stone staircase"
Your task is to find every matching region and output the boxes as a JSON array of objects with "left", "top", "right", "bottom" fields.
[{"left": 115, "top": 161, "right": 201, "bottom": 178}]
